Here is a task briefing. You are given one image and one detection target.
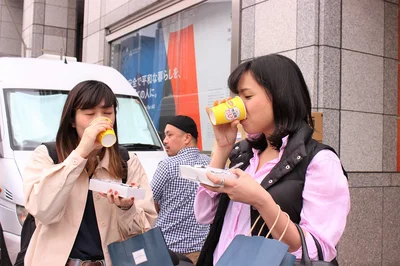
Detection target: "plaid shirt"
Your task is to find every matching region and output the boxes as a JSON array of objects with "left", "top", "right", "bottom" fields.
[{"left": 151, "top": 147, "right": 211, "bottom": 253}]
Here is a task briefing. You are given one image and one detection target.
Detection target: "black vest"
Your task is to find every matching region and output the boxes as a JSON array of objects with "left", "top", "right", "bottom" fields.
[{"left": 196, "top": 122, "right": 347, "bottom": 266}]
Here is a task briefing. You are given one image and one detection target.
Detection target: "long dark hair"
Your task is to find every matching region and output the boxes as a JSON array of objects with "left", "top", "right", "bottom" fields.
[
  {"left": 228, "top": 54, "right": 314, "bottom": 151},
  {"left": 56, "top": 80, "right": 124, "bottom": 179}
]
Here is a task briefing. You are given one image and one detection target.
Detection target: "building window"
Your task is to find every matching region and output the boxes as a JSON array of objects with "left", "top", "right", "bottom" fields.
[{"left": 110, "top": 0, "right": 232, "bottom": 151}]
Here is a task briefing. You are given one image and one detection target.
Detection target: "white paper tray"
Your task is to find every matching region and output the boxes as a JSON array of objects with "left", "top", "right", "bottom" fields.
[
  {"left": 179, "top": 165, "right": 238, "bottom": 187},
  {"left": 89, "top": 179, "right": 146, "bottom": 200}
]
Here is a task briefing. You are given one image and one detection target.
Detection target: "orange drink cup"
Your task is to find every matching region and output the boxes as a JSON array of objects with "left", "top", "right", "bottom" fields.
[
  {"left": 91, "top": 117, "right": 117, "bottom": 147},
  {"left": 208, "top": 96, "right": 247, "bottom": 125}
]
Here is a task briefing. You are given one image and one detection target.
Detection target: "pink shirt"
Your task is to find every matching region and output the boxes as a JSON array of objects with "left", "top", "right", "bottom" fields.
[{"left": 194, "top": 137, "right": 350, "bottom": 265}]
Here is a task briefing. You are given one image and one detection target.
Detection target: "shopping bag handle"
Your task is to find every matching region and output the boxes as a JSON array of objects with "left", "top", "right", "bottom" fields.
[
  {"left": 295, "top": 223, "right": 312, "bottom": 265},
  {"left": 248, "top": 205, "right": 291, "bottom": 241},
  {"left": 295, "top": 224, "right": 326, "bottom": 263},
  {"left": 265, "top": 211, "right": 290, "bottom": 241},
  {"left": 277, "top": 212, "right": 290, "bottom": 241},
  {"left": 249, "top": 204, "right": 281, "bottom": 236}
]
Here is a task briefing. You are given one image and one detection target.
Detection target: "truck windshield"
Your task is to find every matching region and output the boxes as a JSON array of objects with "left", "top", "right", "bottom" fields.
[{"left": 3, "top": 89, "right": 163, "bottom": 151}]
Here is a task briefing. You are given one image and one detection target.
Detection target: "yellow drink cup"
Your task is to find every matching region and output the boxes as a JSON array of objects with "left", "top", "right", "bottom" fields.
[
  {"left": 208, "top": 96, "right": 247, "bottom": 125},
  {"left": 91, "top": 117, "right": 117, "bottom": 147}
]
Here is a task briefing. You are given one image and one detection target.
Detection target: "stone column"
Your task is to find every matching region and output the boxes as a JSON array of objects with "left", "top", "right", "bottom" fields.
[
  {"left": 241, "top": 0, "right": 399, "bottom": 265},
  {"left": 0, "top": 0, "right": 23, "bottom": 57},
  {"left": 22, "top": 0, "right": 78, "bottom": 58}
]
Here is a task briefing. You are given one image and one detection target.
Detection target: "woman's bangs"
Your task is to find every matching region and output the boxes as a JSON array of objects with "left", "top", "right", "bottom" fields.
[
  {"left": 76, "top": 82, "right": 117, "bottom": 110},
  {"left": 228, "top": 61, "right": 252, "bottom": 94}
]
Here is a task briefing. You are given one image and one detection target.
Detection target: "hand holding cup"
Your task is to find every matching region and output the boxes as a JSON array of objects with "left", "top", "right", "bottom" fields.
[
  {"left": 93, "top": 117, "right": 117, "bottom": 147},
  {"left": 76, "top": 117, "right": 115, "bottom": 158},
  {"left": 206, "top": 97, "right": 246, "bottom": 149},
  {"left": 208, "top": 96, "right": 247, "bottom": 125}
]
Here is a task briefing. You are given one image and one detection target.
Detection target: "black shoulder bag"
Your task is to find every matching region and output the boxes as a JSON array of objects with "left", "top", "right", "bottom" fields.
[{"left": 294, "top": 224, "right": 338, "bottom": 266}]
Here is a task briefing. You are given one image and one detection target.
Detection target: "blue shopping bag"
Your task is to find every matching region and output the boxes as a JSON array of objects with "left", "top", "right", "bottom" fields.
[
  {"left": 108, "top": 227, "right": 174, "bottom": 266},
  {"left": 216, "top": 205, "right": 295, "bottom": 266},
  {"left": 281, "top": 253, "right": 297, "bottom": 266},
  {"left": 216, "top": 235, "right": 295, "bottom": 266}
]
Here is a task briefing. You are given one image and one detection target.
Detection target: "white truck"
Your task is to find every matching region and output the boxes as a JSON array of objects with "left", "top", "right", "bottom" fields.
[{"left": 0, "top": 57, "right": 167, "bottom": 263}]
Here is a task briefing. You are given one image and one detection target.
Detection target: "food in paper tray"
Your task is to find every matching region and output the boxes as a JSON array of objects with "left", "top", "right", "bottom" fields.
[
  {"left": 179, "top": 165, "right": 238, "bottom": 187},
  {"left": 89, "top": 179, "right": 145, "bottom": 199}
]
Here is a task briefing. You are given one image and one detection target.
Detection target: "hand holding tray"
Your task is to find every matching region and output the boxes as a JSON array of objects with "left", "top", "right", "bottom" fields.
[
  {"left": 89, "top": 179, "right": 146, "bottom": 199},
  {"left": 179, "top": 165, "right": 238, "bottom": 187}
]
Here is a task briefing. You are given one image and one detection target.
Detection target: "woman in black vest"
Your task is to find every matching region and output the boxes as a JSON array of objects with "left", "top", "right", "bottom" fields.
[{"left": 194, "top": 54, "right": 350, "bottom": 266}]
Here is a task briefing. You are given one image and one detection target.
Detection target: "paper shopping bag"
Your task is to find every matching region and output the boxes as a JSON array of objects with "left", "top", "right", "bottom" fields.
[
  {"left": 108, "top": 227, "right": 174, "bottom": 266},
  {"left": 216, "top": 205, "right": 295, "bottom": 266}
]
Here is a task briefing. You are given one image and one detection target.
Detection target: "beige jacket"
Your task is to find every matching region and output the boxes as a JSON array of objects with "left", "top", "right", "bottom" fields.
[{"left": 23, "top": 145, "right": 157, "bottom": 266}]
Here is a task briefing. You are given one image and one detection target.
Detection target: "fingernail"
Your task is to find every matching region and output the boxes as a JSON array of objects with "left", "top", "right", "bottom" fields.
[
  {"left": 114, "top": 191, "right": 118, "bottom": 195},
  {"left": 109, "top": 189, "right": 112, "bottom": 193}
]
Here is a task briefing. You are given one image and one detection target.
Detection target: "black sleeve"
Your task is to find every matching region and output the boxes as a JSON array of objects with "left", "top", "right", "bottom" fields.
[
  {"left": 0, "top": 222, "right": 12, "bottom": 266},
  {"left": 13, "top": 214, "right": 36, "bottom": 266}
]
